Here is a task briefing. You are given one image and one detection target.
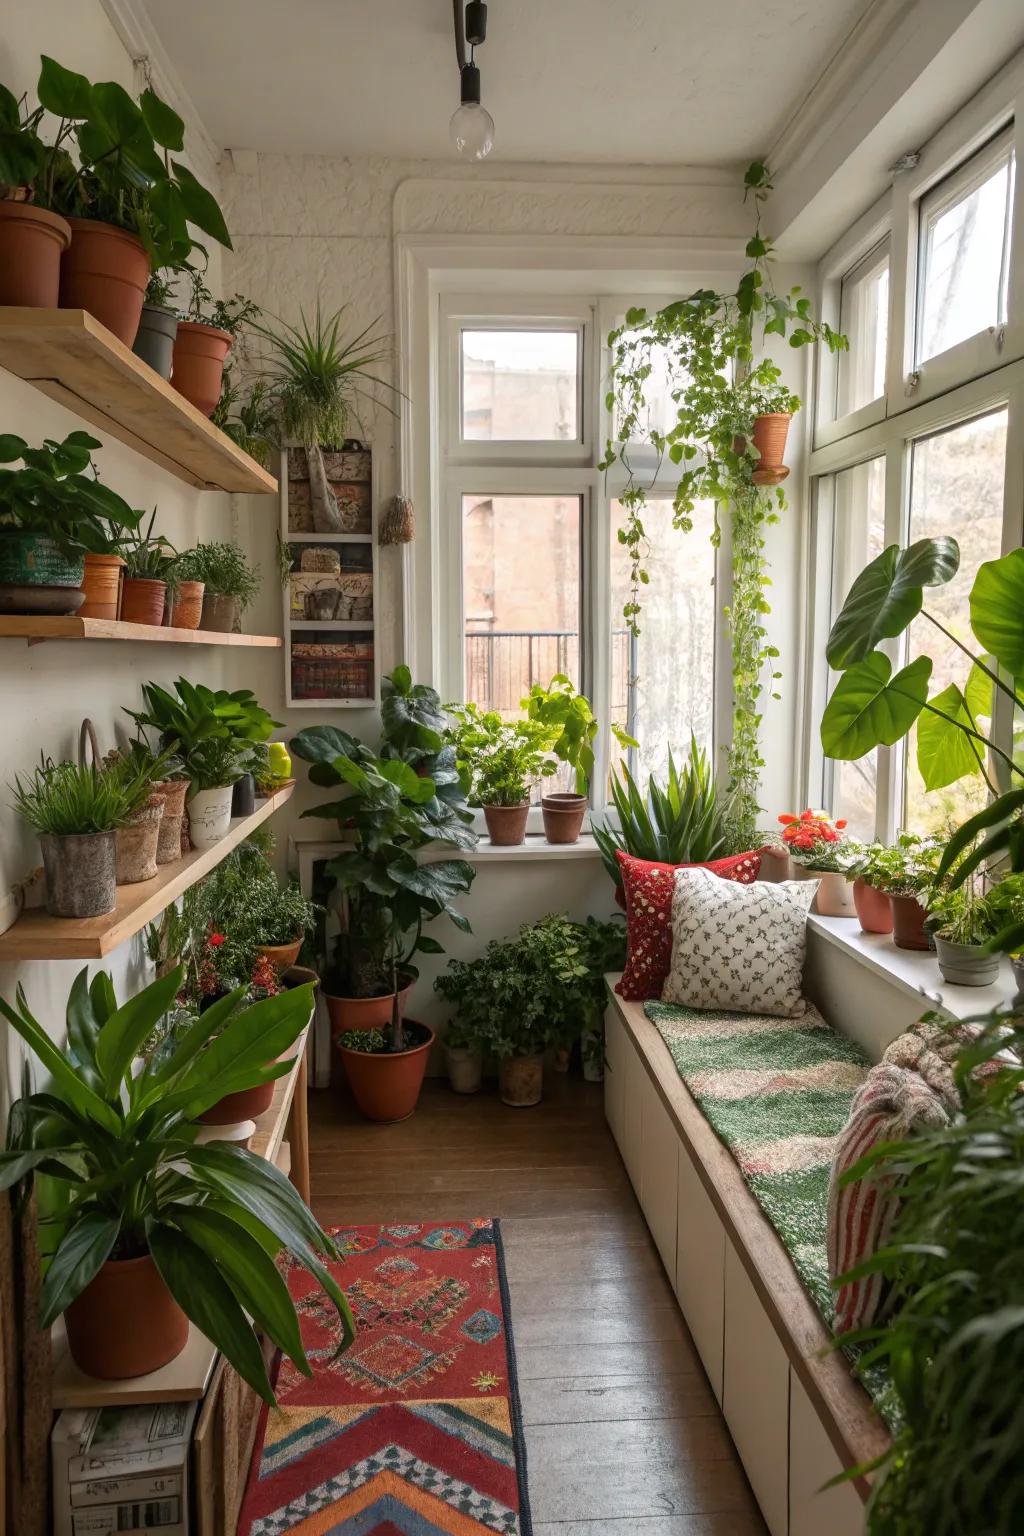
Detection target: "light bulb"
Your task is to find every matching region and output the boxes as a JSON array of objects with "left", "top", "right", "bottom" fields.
[{"left": 450, "top": 102, "right": 495, "bottom": 160}]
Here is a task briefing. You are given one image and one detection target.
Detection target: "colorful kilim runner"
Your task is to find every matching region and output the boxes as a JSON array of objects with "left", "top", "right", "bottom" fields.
[{"left": 237, "top": 1218, "right": 533, "bottom": 1536}]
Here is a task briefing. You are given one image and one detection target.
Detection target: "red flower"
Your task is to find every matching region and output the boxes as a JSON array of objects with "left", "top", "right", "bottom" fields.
[
  {"left": 777, "top": 808, "right": 846, "bottom": 851},
  {"left": 208, "top": 932, "right": 226, "bottom": 948}
]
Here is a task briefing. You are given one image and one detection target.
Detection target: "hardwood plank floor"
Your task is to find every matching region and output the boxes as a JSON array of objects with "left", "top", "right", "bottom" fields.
[{"left": 308, "top": 1071, "right": 766, "bottom": 1535}]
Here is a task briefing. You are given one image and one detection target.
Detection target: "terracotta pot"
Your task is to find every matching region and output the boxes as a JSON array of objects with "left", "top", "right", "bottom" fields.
[
  {"left": 65, "top": 1252, "right": 189, "bottom": 1380},
  {"left": 751, "top": 412, "right": 792, "bottom": 476},
  {"left": 115, "top": 795, "right": 164, "bottom": 885},
  {"left": 812, "top": 870, "right": 857, "bottom": 918},
  {"left": 231, "top": 772, "right": 256, "bottom": 817},
  {"left": 167, "top": 579, "right": 205, "bottom": 629},
  {"left": 132, "top": 303, "right": 178, "bottom": 379},
  {"left": 188, "top": 784, "right": 234, "bottom": 849},
  {"left": 446, "top": 1045, "right": 483, "bottom": 1094},
  {"left": 199, "top": 591, "right": 239, "bottom": 633},
  {"left": 172, "top": 320, "right": 232, "bottom": 416},
  {"left": 541, "top": 792, "right": 587, "bottom": 845},
  {"left": 934, "top": 935, "right": 1000, "bottom": 988},
  {"left": 853, "top": 878, "right": 893, "bottom": 935},
  {"left": 499, "top": 1054, "right": 544, "bottom": 1108},
  {"left": 325, "top": 978, "right": 414, "bottom": 1039},
  {"left": 39, "top": 830, "right": 116, "bottom": 918},
  {"left": 483, "top": 802, "right": 530, "bottom": 846},
  {"left": 59, "top": 218, "right": 149, "bottom": 346},
  {"left": 120, "top": 576, "right": 166, "bottom": 626},
  {"left": 337, "top": 1020, "right": 434, "bottom": 1122},
  {"left": 890, "top": 893, "right": 931, "bottom": 951},
  {"left": 79, "top": 553, "right": 124, "bottom": 620},
  {"left": 152, "top": 779, "right": 188, "bottom": 864},
  {"left": 0, "top": 200, "right": 71, "bottom": 307},
  {"left": 200, "top": 1052, "right": 296, "bottom": 1126},
  {"left": 257, "top": 935, "right": 303, "bottom": 973}
]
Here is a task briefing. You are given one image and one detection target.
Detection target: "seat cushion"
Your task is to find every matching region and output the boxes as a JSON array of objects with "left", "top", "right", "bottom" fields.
[{"left": 615, "top": 848, "right": 763, "bottom": 1001}]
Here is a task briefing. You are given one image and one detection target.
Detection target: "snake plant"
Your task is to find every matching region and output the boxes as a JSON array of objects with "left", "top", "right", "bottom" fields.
[{"left": 593, "top": 734, "right": 734, "bottom": 888}]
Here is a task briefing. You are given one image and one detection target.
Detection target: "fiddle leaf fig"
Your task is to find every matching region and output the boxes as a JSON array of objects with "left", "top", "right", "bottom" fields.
[
  {"left": 820, "top": 653, "right": 932, "bottom": 759},
  {"left": 826, "top": 537, "right": 961, "bottom": 671}
]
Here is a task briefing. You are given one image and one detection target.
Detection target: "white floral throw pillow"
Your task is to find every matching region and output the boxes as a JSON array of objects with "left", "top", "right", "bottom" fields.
[{"left": 663, "top": 867, "right": 819, "bottom": 1017}]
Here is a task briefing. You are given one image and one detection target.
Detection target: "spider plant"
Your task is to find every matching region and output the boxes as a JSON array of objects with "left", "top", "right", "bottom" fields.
[
  {"left": 11, "top": 758, "right": 135, "bottom": 835},
  {"left": 0, "top": 965, "right": 353, "bottom": 1404},
  {"left": 121, "top": 507, "right": 180, "bottom": 584},
  {"left": 593, "top": 734, "right": 734, "bottom": 889},
  {"left": 254, "top": 303, "right": 399, "bottom": 447}
]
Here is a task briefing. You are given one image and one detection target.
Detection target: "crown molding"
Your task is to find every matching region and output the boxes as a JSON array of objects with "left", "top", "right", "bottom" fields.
[{"left": 99, "top": 0, "right": 220, "bottom": 184}]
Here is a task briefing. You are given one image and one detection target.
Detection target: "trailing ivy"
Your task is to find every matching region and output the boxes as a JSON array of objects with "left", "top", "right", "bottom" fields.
[{"left": 601, "top": 162, "right": 845, "bottom": 837}]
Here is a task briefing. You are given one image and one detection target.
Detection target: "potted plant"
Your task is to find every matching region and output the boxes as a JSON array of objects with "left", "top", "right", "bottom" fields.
[
  {"left": 120, "top": 508, "right": 178, "bottom": 626},
  {"left": 10, "top": 757, "right": 137, "bottom": 917},
  {"left": 838, "top": 842, "right": 895, "bottom": 934},
  {"left": 924, "top": 873, "right": 1003, "bottom": 987},
  {"left": 778, "top": 808, "right": 854, "bottom": 916},
  {"left": 255, "top": 303, "right": 397, "bottom": 448},
  {"left": 441, "top": 1015, "right": 486, "bottom": 1094},
  {"left": 0, "top": 431, "right": 142, "bottom": 616},
  {"left": 863, "top": 833, "right": 943, "bottom": 950},
  {"left": 173, "top": 271, "right": 260, "bottom": 417},
  {"left": 174, "top": 541, "right": 260, "bottom": 633},
  {"left": 211, "top": 871, "right": 318, "bottom": 975},
  {"left": 986, "top": 873, "right": 1024, "bottom": 1000},
  {"left": 213, "top": 373, "right": 278, "bottom": 468},
  {"left": 447, "top": 701, "right": 558, "bottom": 845},
  {"left": 523, "top": 674, "right": 636, "bottom": 843},
  {"left": 0, "top": 965, "right": 352, "bottom": 1393},
  {"left": 133, "top": 268, "right": 180, "bottom": 379},
  {"left": 576, "top": 914, "right": 628, "bottom": 1080},
  {"left": 102, "top": 741, "right": 179, "bottom": 885},
  {"left": 743, "top": 377, "right": 802, "bottom": 483},
  {"left": 0, "top": 76, "right": 72, "bottom": 306},
  {"left": 184, "top": 737, "right": 251, "bottom": 849}
]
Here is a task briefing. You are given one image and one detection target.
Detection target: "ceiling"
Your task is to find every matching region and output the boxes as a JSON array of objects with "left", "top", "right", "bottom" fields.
[{"left": 139, "top": 0, "right": 875, "bottom": 166}]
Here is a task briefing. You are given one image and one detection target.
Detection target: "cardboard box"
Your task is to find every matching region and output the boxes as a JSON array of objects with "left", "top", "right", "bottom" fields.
[{"left": 52, "top": 1402, "right": 197, "bottom": 1536}]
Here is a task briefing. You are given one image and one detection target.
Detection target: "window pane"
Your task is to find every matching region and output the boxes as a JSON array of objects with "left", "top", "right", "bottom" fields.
[
  {"left": 609, "top": 498, "right": 716, "bottom": 787},
  {"left": 461, "top": 330, "right": 579, "bottom": 441},
  {"left": 917, "top": 139, "right": 1015, "bottom": 364},
  {"left": 829, "top": 459, "right": 886, "bottom": 838},
  {"left": 836, "top": 244, "right": 889, "bottom": 416},
  {"left": 904, "top": 410, "right": 1007, "bottom": 834},
  {"left": 612, "top": 336, "right": 691, "bottom": 442}
]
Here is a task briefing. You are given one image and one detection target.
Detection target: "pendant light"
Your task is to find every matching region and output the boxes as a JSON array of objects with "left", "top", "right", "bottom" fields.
[{"left": 450, "top": 1, "right": 494, "bottom": 161}]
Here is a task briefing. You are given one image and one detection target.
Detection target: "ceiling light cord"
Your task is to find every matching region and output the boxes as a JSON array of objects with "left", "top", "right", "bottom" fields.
[{"left": 450, "top": 1, "right": 494, "bottom": 160}]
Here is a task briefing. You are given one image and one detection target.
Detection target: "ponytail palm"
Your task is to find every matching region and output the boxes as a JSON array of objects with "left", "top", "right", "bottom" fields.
[{"left": 0, "top": 967, "right": 353, "bottom": 1404}]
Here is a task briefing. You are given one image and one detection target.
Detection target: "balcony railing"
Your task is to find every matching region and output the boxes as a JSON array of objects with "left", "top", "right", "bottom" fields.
[{"left": 464, "top": 628, "right": 630, "bottom": 717}]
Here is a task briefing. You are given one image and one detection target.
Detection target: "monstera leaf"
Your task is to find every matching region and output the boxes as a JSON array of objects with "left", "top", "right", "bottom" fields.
[
  {"left": 916, "top": 665, "right": 993, "bottom": 791},
  {"left": 970, "top": 549, "right": 1024, "bottom": 681},
  {"left": 821, "top": 654, "right": 932, "bottom": 759},
  {"left": 826, "top": 537, "right": 960, "bottom": 670}
]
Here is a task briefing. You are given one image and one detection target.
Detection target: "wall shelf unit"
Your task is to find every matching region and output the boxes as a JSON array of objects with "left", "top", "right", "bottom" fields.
[
  {"left": 0, "top": 616, "right": 282, "bottom": 648},
  {"left": 0, "top": 308, "right": 277, "bottom": 494},
  {"left": 0, "top": 785, "right": 294, "bottom": 961}
]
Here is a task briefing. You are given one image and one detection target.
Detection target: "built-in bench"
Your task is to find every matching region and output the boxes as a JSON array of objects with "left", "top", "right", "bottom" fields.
[{"left": 603, "top": 977, "right": 891, "bottom": 1536}]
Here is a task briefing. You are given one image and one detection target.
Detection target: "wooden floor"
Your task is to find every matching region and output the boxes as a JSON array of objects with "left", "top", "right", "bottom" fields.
[{"left": 308, "top": 1070, "right": 766, "bottom": 1536}]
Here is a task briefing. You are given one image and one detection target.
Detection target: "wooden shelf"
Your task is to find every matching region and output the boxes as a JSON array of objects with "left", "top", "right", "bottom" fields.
[
  {"left": 290, "top": 619, "right": 371, "bottom": 631},
  {"left": 0, "top": 308, "right": 277, "bottom": 494},
  {"left": 0, "top": 615, "right": 282, "bottom": 648},
  {"left": 50, "top": 1025, "right": 310, "bottom": 1408},
  {"left": 0, "top": 786, "right": 294, "bottom": 960},
  {"left": 287, "top": 532, "right": 373, "bottom": 544}
]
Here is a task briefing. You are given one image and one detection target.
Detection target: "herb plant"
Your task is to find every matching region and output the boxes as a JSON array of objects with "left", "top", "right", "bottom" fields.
[
  {"left": 847, "top": 833, "right": 942, "bottom": 899},
  {"left": 173, "top": 542, "right": 260, "bottom": 609},
  {"left": 446, "top": 702, "right": 558, "bottom": 806},
  {"left": 184, "top": 736, "right": 252, "bottom": 792},
  {"left": 11, "top": 758, "right": 135, "bottom": 835},
  {"left": 181, "top": 268, "right": 260, "bottom": 335},
  {"left": 523, "top": 674, "right": 636, "bottom": 796},
  {"left": 0, "top": 431, "right": 142, "bottom": 557}
]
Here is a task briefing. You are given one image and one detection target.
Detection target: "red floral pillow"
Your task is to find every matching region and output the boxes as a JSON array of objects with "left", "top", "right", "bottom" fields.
[{"left": 615, "top": 848, "right": 764, "bottom": 1001}]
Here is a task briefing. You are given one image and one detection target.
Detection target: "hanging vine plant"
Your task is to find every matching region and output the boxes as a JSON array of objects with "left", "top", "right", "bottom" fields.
[{"left": 601, "top": 162, "right": 846, "bottom": 845}]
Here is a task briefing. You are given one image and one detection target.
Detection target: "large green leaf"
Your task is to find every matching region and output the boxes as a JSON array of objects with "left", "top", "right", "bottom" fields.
[
  {"left": 0, "top": 1146, "right": 83, "bottom": 1193},
  {"left": 37, "top": 56, "right": 93, "bottom": 119},
  {"left": 826, "top": 538, "right": 960, "bottom": 670},
  {"left": 821, "top": 653, "right": 932, "bottom": 759},
  {"left": 916, "top": 680, "right": 992, "bottom": 791},
  {"left": 289, "top": 725, "right": 364, "bottom": 766},
  {"left": 171, "top": 161, "right": 232, "bottom": 248},
  {"left": 154, "top": 986, "right": 313, "bottom": 1120},
  {"left": 970, "top": 548, "right": 1024, "bottom": 680},
  {"left": 0, "top": 990, "right": 120, "bottom": 1133},
  {"left": 936, "top": 789, "right": 1024, "bottom": 881},
  {"left": 139, "top": 89, "right": 184, "bottom": 151},
  {"left": 148, "top": 1223, "right": 273, "bottom": 1401},
  {"left": 39, "top": 1211, "right": 120, "bottom": 1328},
  {"left": 95, "top": 966, "right": 183, "bottom": 1095}
]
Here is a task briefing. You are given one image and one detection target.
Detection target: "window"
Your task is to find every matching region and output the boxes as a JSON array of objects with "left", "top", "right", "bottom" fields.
[
  {"left": 460, "top": 329, "right": 581, "bottom": 442},
  {"left": 916, "top": 129, "right": 1016, "bottom": 366},
  {"left": 836, "top": 241, "right": 889, "bottom": 417}
]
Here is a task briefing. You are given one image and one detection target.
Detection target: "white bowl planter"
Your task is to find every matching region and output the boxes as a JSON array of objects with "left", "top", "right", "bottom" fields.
[{"left": 187, "top": 785, "right": 235, "bottom": 849}]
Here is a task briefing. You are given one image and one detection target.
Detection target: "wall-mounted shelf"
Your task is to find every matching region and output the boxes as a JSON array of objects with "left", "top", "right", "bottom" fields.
[
  {"left": 0, "top": 785, "right": 294, "bottom": 961},
  {"left": 0, "top": 616, "right": 282, "bottom": 648},
  {"left": 0, "top": 308, "right": 277, "bottom": 494}
]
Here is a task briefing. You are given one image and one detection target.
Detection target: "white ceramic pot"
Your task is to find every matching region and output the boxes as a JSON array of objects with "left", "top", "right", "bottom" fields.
[
  {"left": 187, "top": 785, "right": 234, "bottom": 849},
  {"left": 813, "top": 870, "right": 857, "bottom": 918}
]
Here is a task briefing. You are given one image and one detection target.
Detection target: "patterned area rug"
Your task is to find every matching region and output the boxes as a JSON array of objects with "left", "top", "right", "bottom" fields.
[{"left": 237, "top": 1219, "right": 533, "bottom": 1536}]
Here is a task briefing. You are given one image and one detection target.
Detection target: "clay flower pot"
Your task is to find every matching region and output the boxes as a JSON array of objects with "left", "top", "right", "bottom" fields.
[
  {"left": 172, "top": 320, "right": 232, "bottom": 416},
  {"left": 853, "top": 878, "right": 893, "bottom": 934},
  {"left": 446, "top": 1045, "right": 483, "bottom": 1094},
  {"left": 0, "top": 200, "right": 71, "bottom": 307},
  {"left": 199, "top": 591, "right": 239, "bottom": 633},
  {"left": 541, "top": 792, "right": 587, "bottom": 845},
  {"left": 167, "top": 579, "right": 205, "bottom": 629},
  {"left": 257, "top": 935, "right": 303, "bottom": 973},
  {"left": 483, "top": 802, "right": 530, "bottom": 846},
  {"left": 39, "top": 830, "right": 116, "bottom": 918},
  {"left": 751, "top": 412, "right": 792, "bottom": 483},
  {"left": 59, "top": 218, "right": 150, "bottom": 346},
  {"left": 132, "top": 304, "right": 178, "bottom": 379},
  {"left": 337, "top": 1021, "right": 434, "bottom": 1122},
  {"left": 65, "top": 1253, "right": 189, "bottom": 1380},
  {"left": 115, "top": 795, "right": 164, "bottom": 885},
  {"left": 499, "top": 1054, "right": 544, "bottom": 1108},
  {"left": 200, "top": 1051, "right": 298, "bottom": 1127},
  {"left": 934, "top": 936, "right": 1001, "bottom": 988},
  {"left": 187, "top": 785, "right": 234, "bottom": 849},
  {"left": 152, "top": 779, "right": 188, "bottom": 864},
  {"left": 890, "top": 893, "right": 931, "bottom": 951},
  {"left": 79, "top": 553, "right": 124, "bottom": 620},
  {"left": 325, "top": 978, "right": 414, "bottom": 1039},
  {"left": 120, "top": 576, "right": 166, "bottom": 626}
]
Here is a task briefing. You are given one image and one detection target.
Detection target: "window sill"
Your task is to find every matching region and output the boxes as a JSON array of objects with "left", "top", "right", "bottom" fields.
[
  {"left": 465, "top": 833, "right": 603, "bottom": 862},
  {"left": 807, "top": 913, "right": 1019, "bottom": 1022}
]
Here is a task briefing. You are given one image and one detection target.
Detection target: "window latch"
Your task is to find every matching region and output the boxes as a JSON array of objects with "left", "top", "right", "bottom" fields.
[
  {"left": 995, "top": 324, "right": 1007, "bottom": 353},
  {"left": 905, "top": 370, "right": 921, "bottom": 396}
]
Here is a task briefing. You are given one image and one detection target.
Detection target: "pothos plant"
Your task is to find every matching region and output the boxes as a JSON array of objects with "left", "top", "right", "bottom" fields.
[{"left": 601, "top": 161, "right": 846, "bottom": 845}]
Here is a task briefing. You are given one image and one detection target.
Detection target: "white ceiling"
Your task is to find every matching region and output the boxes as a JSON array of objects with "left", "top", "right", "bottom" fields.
[{"left": 138, "top": 0, "right": 875, "bottom": 166}]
